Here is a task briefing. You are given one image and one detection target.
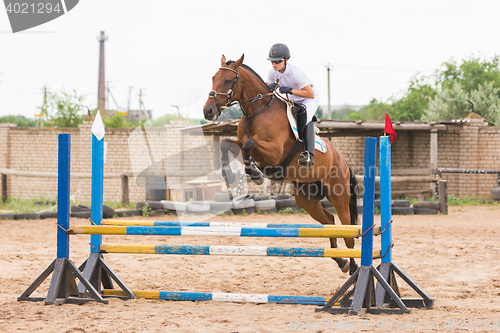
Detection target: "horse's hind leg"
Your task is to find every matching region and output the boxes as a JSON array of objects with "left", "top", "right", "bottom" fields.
[
  {"left": 327, "top": 178, "right": 359, "bottom": 275},
  {"left": 293, "top": 181, "right": 350, "bottom": 273}
]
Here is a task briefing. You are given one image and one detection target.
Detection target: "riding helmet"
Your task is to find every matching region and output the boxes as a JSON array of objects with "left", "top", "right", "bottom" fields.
[{"left": 267, "top": 43, "right": 290, "bottom": 61}]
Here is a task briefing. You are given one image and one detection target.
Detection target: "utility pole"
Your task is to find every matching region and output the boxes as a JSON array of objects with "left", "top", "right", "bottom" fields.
[
  {"left": 326, "top": 64, "right": 333, "bottom": 120},
  {"left": 172, "top": 105, "right": 180, "bottom": 117},
  {"left": 106, "top": 87, "right": 121, "bottom": 111},
  {"left": 139, "top": 88, "right": 149, "bottom": 120},
  {"left": 37, "top": 86, "right": 48, "bottom": 127},
  {"left": 106, "top": 81, "right": 109, "bottom": 111},
  {"left": 139, "top": 88, "right": 142, "bottom": 116},
  {"left": 43, "top": 86, "right": 47, "bottom": 112},
  {"left": 127, "top": 86, "right": 133, "bottom": 113}
]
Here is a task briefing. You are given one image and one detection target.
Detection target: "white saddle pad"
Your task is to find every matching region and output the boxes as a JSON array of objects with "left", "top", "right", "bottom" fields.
[{"left": 286, "top": 103, "right": 327, "bottom": 154}]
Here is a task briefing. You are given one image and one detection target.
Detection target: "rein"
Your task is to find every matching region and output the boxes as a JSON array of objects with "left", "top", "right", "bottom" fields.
[{"left": 240, "top": 93, "right": 275, "bottom": 139}]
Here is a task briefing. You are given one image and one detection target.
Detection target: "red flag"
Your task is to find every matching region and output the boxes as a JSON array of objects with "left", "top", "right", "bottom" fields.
[{"left": 384, "top": 114, "right": 397, "bottom": 144}]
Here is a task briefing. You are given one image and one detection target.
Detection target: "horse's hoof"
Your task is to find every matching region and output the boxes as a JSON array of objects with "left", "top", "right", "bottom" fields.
[
  {"left": 340, "top": 261, "right": 349, "bottom": 273},
  {"left": 248, "top": 172, "right": 264, "bottom": 185},
  {"left": 222, "top": 171, "right": 236, "bottom": 185},
  {"left": 349, "top": 262, "right": 359, "bottom": 276},
  {"left": 332, "top": 257, "right": 349, "bottom": 273},
  {"left": 253, "top": 175, "right": 264, "bottom": 185}
]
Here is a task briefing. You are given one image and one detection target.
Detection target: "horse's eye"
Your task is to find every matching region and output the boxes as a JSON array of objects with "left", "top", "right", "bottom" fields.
[{"left": 225, "top": 79, "right": 232, "bottom": 84}]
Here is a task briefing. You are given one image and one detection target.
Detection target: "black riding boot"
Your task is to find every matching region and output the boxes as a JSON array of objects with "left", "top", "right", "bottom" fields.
[
  {"left": 294, "top": 105, "right": 307, "bottom": 142},
  {"left": 298, "top": 121, "right": 315, "bottom": 169}
]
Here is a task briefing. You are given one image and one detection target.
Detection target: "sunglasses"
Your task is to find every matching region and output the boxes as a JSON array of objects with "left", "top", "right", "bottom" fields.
[{"left": 271, "top": 60, "right": 283, "bottom": 64}]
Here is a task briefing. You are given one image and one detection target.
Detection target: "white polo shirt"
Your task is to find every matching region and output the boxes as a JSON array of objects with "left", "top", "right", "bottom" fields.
[{"left": 267, "top": 63, "right": 319, "bottom": 104}]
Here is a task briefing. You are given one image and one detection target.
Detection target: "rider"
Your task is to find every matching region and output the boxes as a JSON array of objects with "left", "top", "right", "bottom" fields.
[{"left": 266, "top": 43, "right": 319, "bottom": 169}]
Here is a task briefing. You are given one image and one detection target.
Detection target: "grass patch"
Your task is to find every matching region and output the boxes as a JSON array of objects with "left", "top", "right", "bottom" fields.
[
  {"left": 139, "top": 203, "right": 150, "bottom": 218},
  {"left": 62, "top": 201, "right": 135, "bottom": 210},
  {"left": 396, "top": 195, "right": 499, "bottom": 207},
  {"left": 447, "top": 195, "right": 500, "bottom": 206},
  {"left": 279, "top": 207, "right": 301, "bottom": 214},
  {"left": 0, "top": 197, "right": 135, "bottom": 214},
  {"left": 397, "top": 197, "right": 420, "bottom": 205},
  {"left": 0, "top": 197, "right": 56, "bottom": 214},
  {"left": 103, "top": 201, "right": 136, "bottom": 210}
]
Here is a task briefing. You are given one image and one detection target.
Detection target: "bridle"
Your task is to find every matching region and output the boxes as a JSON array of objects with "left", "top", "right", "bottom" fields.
[
  {"left": 208, "top": 67, "right": 243, "bottom": 117},
  {"left": 208, "top": 66, "right": 275, "bottom": 138}
]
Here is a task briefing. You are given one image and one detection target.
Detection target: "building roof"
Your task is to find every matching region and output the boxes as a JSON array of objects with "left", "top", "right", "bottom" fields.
[{"left": 180, "top": 119, "right": 451, "bottom": 137}]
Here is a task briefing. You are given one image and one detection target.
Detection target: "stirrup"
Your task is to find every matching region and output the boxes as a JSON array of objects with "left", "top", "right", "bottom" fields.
[{"left": 298, "top": 151, "right": 314, "bottom": 168}]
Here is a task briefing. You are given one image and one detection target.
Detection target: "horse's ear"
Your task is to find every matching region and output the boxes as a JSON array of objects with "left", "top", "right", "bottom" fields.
[
  {"left": 235, "top": 54, "right": 244, "bottom": 68},
  {"left": 221, "top": 54, "right": 227, "bottom": 66}
]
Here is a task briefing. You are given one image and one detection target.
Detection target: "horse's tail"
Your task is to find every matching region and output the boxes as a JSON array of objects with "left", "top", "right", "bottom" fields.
[{"left": 348, "top": 165, "right": 359, "bottom": 225}]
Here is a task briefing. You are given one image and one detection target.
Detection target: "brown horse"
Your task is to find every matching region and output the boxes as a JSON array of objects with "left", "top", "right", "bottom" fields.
[{"left": 203, "top": 54, "right": 359, "bottom": 274}]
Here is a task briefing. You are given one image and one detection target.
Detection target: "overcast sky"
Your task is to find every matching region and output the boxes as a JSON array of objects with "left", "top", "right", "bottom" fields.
[{"left": 1, "top": 0, "right": 499, "bottom": 121}]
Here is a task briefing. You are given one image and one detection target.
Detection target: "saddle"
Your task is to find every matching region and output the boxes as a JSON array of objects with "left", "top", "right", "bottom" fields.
[{"left": 283, "top": 100, "right": 326, "bottom": 154}]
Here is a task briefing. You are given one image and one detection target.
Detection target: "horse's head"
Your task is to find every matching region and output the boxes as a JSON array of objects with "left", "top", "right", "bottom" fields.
[{"left": 203, "top": 54, "right": 244, "bottom": 121}]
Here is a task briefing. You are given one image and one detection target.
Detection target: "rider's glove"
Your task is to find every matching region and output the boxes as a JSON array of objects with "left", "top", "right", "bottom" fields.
[
  {"left": 268, "top": 82, "right": 278, "bottom": 91},
  {"left": 279, "top": 86, "right": 293, "bottom": 94}
]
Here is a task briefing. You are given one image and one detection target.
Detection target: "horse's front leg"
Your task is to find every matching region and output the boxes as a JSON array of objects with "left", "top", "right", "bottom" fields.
[
  {"left": 220, "top": 138, "right": 242, "bottom": 186},
  {"left": 242, "top": 138, "right": 264, "bottom": 185}
]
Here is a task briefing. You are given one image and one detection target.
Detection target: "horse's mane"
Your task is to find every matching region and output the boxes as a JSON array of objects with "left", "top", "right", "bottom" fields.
[{"left": 226, "top": 61, "right": 271, "bottom": 92}]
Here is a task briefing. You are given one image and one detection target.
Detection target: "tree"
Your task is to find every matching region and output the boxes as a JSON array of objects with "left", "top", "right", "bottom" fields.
[
  {"left": 357, "top": 54, "right": 500, "bottom": 122},
  {"left": 357, "top": 98, "right": 394, "bottom": 121},
  {"left": 315, "top": 106, "right": 323, "bottom": 119},
  {"left": 41, "top": 90, "right": 87, "bottom": 127},
  {"left": 102, "top": 113, "right": 141, "bottom": 128},
  {"left": 0, "top": 115, "right": 36, "bottom": 127},
  {"left": 391, "top": 74, "right": 437, "bottom": 121},
  {"left": 218, "top": 105, "right": 242, "bottom": 122},
  {"left": 437, "top": 55, "right": 500, "bottom": 97},
  {"left": 143, "top": 113, "right": 177, "bottom": 127},
  {"left": 188, "top": 118, "right": 208, "bottom": 126},
  {"left": 425, "top": 81, "right": 500, "bottom": 123},
  {"left": 330, "top": 105, "right": 360, "bottom": 120},
  {"left": 425, "top": 81, "right": 469, "bottom": 121},
  {"left": 470, "top": 82, "right": 500, "bottom": 123}
]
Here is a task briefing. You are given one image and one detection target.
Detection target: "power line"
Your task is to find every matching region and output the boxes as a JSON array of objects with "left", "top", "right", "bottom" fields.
[{"left": 302, "top": 63, "right": 435, "bottom": 73}]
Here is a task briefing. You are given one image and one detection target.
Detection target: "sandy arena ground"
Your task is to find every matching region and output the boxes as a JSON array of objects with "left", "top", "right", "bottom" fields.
[{"left": 1, "top": 206, "right": 499, "bottom": 333}]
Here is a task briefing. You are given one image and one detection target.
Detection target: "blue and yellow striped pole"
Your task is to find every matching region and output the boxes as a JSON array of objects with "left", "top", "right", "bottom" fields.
[
  {"left": 102, "top": 221, "right": 364, "bottom": 229},
  {"left": 99, "top": 243, "right": 381, "bottom": 258},
  {"left": 68, "top": 225, "right": 367, "bottom": 238},
  {"left": 103, "top": 289, "right": 339, "bottom": 306}
]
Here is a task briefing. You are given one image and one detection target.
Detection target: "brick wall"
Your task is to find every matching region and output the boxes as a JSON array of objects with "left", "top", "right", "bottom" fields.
[
  {"left": 437, "top": 125, "right": 500, "bottom": 197},
  {"left": 0, "top": 120, "right": 499, "bottom": 202},
  {"left": 0, "top": 118, "right": 211, "bottom": 203}
]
